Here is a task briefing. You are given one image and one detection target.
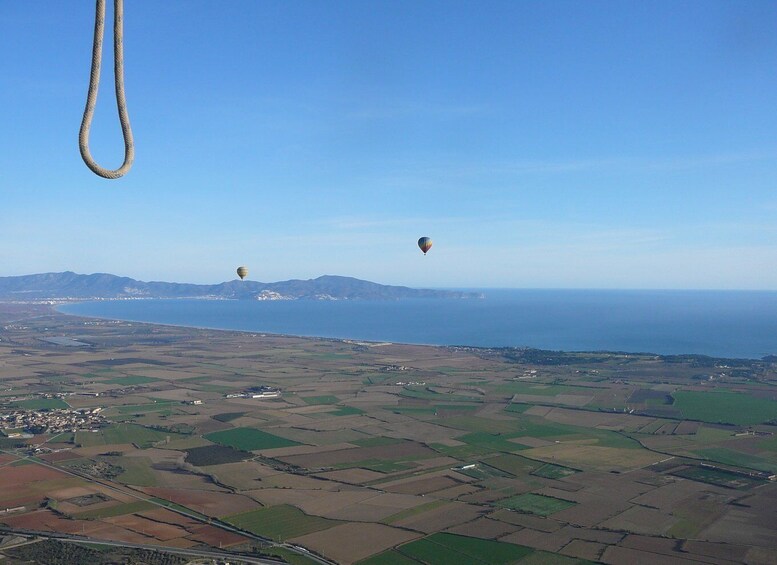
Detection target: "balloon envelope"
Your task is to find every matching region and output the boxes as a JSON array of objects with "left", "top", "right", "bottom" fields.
[
  {"left": 236, "top": 266, "right": 248, "bottom": 280},
  {"left": 418, "top": 237, "right": 432, "bottom": 255}
]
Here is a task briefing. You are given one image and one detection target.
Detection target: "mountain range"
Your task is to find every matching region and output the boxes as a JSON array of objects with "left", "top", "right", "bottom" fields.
[{"left": 0, "top": 272, "right": 481, "bottom": 301}]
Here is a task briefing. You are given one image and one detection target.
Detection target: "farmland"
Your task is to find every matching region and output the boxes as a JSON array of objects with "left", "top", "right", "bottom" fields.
[
  {"left": 225, "top": 504, "right": 342, "bottom": 540},
  {"left": 2, "top": 302, "right": 777, "bottom": 564},
  {"left": 205, "top": 427, "right": 302, "bottom": 451},
  {"left": 672, "top": 390, "right": 777, "bottom": 425},
  {"left": 496, "top": 493, "right": 577, "bottom": 516}
]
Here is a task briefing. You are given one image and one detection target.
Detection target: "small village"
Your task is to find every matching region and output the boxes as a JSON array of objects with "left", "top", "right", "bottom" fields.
[{"left": 0, "top": 407, "right": 106, "bottom": 436}]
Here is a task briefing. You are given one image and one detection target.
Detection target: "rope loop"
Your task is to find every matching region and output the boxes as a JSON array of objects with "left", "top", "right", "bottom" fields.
[{"left": 79, "top": 0, "right": 134, "bottom": 179}]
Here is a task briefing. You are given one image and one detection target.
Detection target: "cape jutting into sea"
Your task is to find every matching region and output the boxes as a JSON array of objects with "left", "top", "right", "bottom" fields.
[{"left": 59, "top": 289, "right": 777, "bottom": 359}]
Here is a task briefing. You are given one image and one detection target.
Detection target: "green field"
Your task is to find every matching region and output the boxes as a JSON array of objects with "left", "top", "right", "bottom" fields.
[
  {"left": 672, "top": 391, "right": 777, "bottom": 425},
  {"left": 114, "top": 401, "right": 175, "bottom": 415},
  {"left": 212, "top": 412, "right": 246, "bottom": 423},
  {"left": 396, "top": 533, "right": 534, "bottom": 565},
  {"left": 505, "top": 403, "right": 530, "bottom": 414},
  {"left": 261, "top": 547, "right": 322, "bottom": 565},
  {"left": 456, "top": 432, "right": 525, "bottom": 455},
  {"left": 496, "top": 493, "right": 576, "bottom": 516},
  {"left": 225, "top": 504, "right": 340, "bottom": 540},
  {"left": 301, "top": 395, "right": 340, "bottom": 405},
  {"left": 75, "top": 423, "right": 179, "bottom": 449},
  {"left": 692, "top": 447, "right": 775, "bottom": 473},
  {"left": 14, "top": 398, "right": 69, "bottom": 410},
  {"left": 517, "top": 419, "right": 640, "bottom": 449},
  {"left": 74, "top": 500, "right": 156, "bottom": 520},
  {"left": 442, "top": 416, "right": 524, "bottom": 435},
  {"left": 205, "top": 427, "right": 302, "bottom": 451},
  {"left": 671, "top": 464, "right": 765, "bottom": 489},
  {"left": 114, "top": 456, "right": 157, "bottom": 486}
]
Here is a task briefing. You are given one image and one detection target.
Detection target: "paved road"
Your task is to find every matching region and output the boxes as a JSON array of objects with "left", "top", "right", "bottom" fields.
[{"left": 0, "top": 526, "right": 283, "bottom": 564}]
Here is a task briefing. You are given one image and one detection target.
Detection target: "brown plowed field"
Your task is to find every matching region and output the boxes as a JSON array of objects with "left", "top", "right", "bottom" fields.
[
  {"left": 394, "top": 501, "right": 484, "bottom": 533},
  {"left": 382, "top": 474, "right": 461, "bottom": 495},
  {"left": 430, "top": 483, "right": 482, "bottom": 500},
  {"left": 143, "top": 487, "right": 260, "bottom": 517},
  {"left": 446, "top": 516, "right": 522, "bottom": 539},
  {"left": 489, "top": 509, "right": 562, "bottom": 532},
  {"left": 189, "top": 524, "right": 251, "bottom": 547},
  {"left": 500, "top": 527, "right": 570, "bottom": 552},
  {"left": 106, "top": 514, "right": 190, "bottom": 541},
  {"left": 681, "top": 539, "right": 750, "bottom": 563},
  {"left": 261, "top": 472, "right": 343, "bottom": 490},
  {"left": 38, "top": 451, "right": 82, "bottom": 463},
  {"left": 85, "top": 523, "right": 157, "bottom": 544},
  {"left": 137, "top": 508, "right": 202, "bottom": 529},
  {"left": 2, "top": 509, "right": 97, "bottom": 535},
  {"left": 246, "top": 487, "right": 327, "bottom": 508},
  {"left": 291, "top": 490, "right": 379, "bottom": 518},
  {"left": 560, "top": 539, "right": 607, "bottom": 561},
  {"left": 0, "top": 464, "right": 79, "bottom": 507},
  {"left": 314, "top": 468, "right": 385, "bottom": 484},
  {"left": 552, "top": 498, "right": 632, "bottom": 528},
  {"left": 674, "top": 421, "right": 700, "bottom": 435},
  {"left": 290, "top": 522, "right": 421, "bottom": 565},
  {"left": 630, "top": 480, "right": 714, "bottom": 511},
  {"left": 599, "top": 505, "right": 676, "bottom": 536}
]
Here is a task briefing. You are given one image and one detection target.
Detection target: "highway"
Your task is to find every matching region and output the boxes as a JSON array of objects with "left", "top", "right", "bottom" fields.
[{"left": 0, "top": 526, "right": 283, "bottom": 564}]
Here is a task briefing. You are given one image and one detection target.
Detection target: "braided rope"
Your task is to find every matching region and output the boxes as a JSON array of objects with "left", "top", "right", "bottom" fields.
[{"left": 79, "top": 0, "right": 134, "bottom": 179}]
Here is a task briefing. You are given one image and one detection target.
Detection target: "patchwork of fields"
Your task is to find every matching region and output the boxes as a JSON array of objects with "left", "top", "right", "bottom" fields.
[{"left": 2, "top": 304, "right": 777, "bottom": 564}]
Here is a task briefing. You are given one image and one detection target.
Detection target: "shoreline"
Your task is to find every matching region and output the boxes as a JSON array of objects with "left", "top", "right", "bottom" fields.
[{"left": 53, "top": 303, "right": 406, "bottom": 349}]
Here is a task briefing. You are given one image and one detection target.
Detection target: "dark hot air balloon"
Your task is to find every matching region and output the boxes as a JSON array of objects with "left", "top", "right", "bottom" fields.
[
  {"left": 236, "top": 266, "right": 248, "bottom": 280},
  {"left": 418, "top": 237, "right": 433, "bottom": 255}
]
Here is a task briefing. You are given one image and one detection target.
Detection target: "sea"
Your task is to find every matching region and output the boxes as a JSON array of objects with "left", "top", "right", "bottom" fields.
[{"left": 58, "top": 290, "right": 777, "bottom": 360}]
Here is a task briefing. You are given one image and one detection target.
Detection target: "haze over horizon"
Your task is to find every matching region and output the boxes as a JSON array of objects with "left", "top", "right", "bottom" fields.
[{"left": 2, "top": 1, "right": 776, "bottom": 290}]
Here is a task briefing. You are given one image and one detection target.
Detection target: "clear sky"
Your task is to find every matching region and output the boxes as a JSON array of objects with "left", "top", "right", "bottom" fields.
[{"left": 1, "top": 1, "right": 776, "bottom": 289}]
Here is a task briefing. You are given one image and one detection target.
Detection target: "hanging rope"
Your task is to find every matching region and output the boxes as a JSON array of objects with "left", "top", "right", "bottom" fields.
[{"left": 79, "top": 0, "right": 134, "bottom": 179}]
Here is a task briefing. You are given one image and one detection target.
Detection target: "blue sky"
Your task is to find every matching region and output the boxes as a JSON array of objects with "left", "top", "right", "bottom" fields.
[{"left": 1, "top": 1, "right": 776, "bottom": 289}]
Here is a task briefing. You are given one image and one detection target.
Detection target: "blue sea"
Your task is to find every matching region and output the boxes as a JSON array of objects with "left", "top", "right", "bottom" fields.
[{"left": 58, "top": 290, "right": 777, "bottom": 359}]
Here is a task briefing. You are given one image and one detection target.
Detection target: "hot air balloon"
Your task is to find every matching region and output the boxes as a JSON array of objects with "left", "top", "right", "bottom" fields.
[
  {"left": 236, "top": 266, "right": 248, "bottom": 280},
  {"left": 418, "top": 237, "right": 433, "bottom": 255}
]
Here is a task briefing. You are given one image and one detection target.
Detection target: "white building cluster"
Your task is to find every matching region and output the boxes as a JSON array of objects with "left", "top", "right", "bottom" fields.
[{"left": 0, "top": 408, "right": 106, "bottom": 435}]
